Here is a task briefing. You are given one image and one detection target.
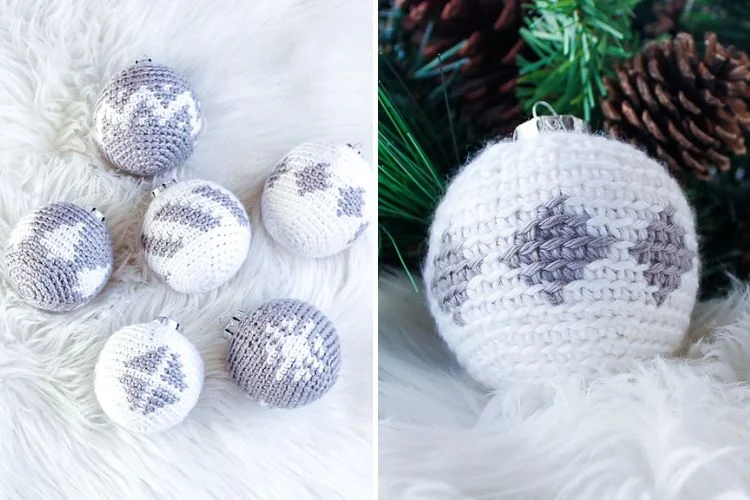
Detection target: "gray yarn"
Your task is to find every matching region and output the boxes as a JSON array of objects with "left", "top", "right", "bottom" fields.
[
  {"left": 120, "top": 346, "right": 187, "bottom": 415},
  {"left": 430, "top": 195, "right": 696, "bottom": 323},
  {"left": 141, "top": 183, "right": 248, "bottom": 259},
  {"left": 295, "top": 163, "right": 332, "bottom": 195},
  {"left": 336, "top": 186, "right": 366, "bottom": 217},
  {"left": 501, "top": 195, "right": 616, "bottom": 305},
  {"left": 226, "top": 299, "right": 341, "bottom": 409},
  {"left": 429, "top": 231, "right": 482, "bottom": 326},
  {"left": 94, "top": 60, "right": 202, "bottom": 177},
  {"left": 191, "top": 184, "right": 249, "bottom": 226},
  {"left": 630, "top": 206, "right": 695, "bottom": 305},
  {"left": 347, "top": 222, "right": 369, "bottom": 245},
  {"left": 5, "top": 202, "right": 113, "bottom": 312}
]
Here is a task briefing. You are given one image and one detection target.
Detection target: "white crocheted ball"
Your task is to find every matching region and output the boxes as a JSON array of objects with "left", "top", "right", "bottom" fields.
[
  {"left": 94, "top": 317, "right": 204, "bottom": 434},
  {"left": 423, "top": 132, "right": 700, "bottom": 387},
  {"left": 94, "top": 59, "right": 203, "bottom": 177},
  {"left": 141, "top": 179, "right": 251, "bottom": 294},
  {"left": 261, "top": 143, "right": 372, "bottom": 258},
  {"left": 225, "top": 299, "right": 341, "bottom": 409},
  {"left": 5, "top": 203, "right": 113, "bottom": 312}
]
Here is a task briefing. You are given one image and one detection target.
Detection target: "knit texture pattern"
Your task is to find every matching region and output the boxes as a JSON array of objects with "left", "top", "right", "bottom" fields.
[
  {"left": 141, "top": 179, "right": 250, "bottom": 294},
  {"left": 226, "top": 299, "right": 341, "bottom": 408},
  {"left": 5, "top": 202, "right": 113, "bottom": 312},
  {"left": 261, "top": 142, "right": 371, "bottom": 258},
  {"left": 94, "top": 318, "right": 204, "bottom": 434},
  {"left": 94, "top": 60, "right": 203, "bottom": 177},
  {"left": 423, "top": 132, "right": 700, "bottom": 387}
]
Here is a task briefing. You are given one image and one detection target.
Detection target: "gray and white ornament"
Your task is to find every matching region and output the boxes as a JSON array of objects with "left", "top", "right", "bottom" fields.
[
  {"left": 94, "top": 59, "right": 204, "bottom": 177},
  {"left": 141, "top": 179, "right": 251, "bottom": 294},
  {"left": 424, "top": 114, "right": 699, "bottom": 387},
  {"left": 225, "top": 299, "right": 341, "bottom": 409},
  {"left": 5, "top": 202, "right": 113, "bottom": 312},
  {"left": 261, "top": 142, "right": 372, "bottom": 258},
  {"left": 94, "top": 317, "right": 204, "bottom": 434}
]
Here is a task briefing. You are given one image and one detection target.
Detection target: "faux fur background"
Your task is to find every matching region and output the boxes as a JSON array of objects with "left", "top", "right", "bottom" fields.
[
  {"left": 0, "top": 1, "right": 373, "bottom": 499},
  {"left": 380, "top": 272, "right": 750, "bottom": 499}
]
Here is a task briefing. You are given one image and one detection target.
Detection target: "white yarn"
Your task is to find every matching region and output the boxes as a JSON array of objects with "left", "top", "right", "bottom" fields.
[
  {"left": 261, "top": 142, "right": 372, "bottom": 258},
  {"left": 423, "top": 132, "right": 700, "bottom": 388},
  {"left": 94, "top": 318, "right": 204, "bottom": 434},
  {"left": 141, "top": 179, "right": 251, "bottom": 294}
]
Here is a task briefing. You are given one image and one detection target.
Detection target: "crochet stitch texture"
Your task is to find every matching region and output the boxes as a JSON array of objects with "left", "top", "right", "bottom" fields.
[
  {"left": 5, "top": 202, "right": 113, "bottom": 312},
  {"left": 261, "top": 143, "right": 371, "bottom": 258},
  {"left": 141, "top": 179, "right": 251, "bottom": 294},
  {"left": 423, "top": 132, "right": 700, "bottom": 387},
  {"left": 225, "top": 299, "right": 341, "bottom": 408},
  {"left": 94, "top": 317, "right": 204, "bottom": 434},
  {"left": 94, "top": 60, "right": 203, "bottom": 176}
]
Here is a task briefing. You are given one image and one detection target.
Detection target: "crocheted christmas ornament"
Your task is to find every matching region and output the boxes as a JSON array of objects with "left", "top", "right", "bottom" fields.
[
  {"left": 141, "top": 179, "right": 251, "bottom": 294},
  {"left": 261, "top": 143, "right": 371, "bottom": 258},
  {"left": 423, "top": 114, "right": 700, "bottom": 387},
  {"left": 5, "top": 202, "right": 113, "bottom": 312},
  {"left": 225, "top": 299, "right": 341, "bottom": 408},
  {"left": 94, "top": 59, "right": 203, "bottom": 177},
  {"left": 95, "top": 317, "right": 204, "bottom": 434}
]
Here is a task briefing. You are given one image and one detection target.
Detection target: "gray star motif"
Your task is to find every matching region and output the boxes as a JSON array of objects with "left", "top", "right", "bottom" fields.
[
  {"left": 336, "top": 186, "right": 365, "bottom": 217},
  {"left": 295, "top": 163, "right": 332, "bottom": 196}
]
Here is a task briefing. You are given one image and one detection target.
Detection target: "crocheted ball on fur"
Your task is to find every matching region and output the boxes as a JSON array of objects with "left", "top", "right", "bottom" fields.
[
  {"left": 423, "top": 132, "right": 700, "bottom": 387},
  {"left": 94, "top": 59, "right": 203, "bottom": 177},
  {"left": 5, "top": 202, "right": 113, "bottom": 312},
  {"left": 94, "top": 317, "right": 204, "bottom": 434},
  {"left": 141, "top": 179, "right": 251, "bottom": 294},
  {"left": 225, "top": 299, "right": 341, "bottom": 408},
  {"left": 261, "top": 143, "right": 371, "bottom": 258}
]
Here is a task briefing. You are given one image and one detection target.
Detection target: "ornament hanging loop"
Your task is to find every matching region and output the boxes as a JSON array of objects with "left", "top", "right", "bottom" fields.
[
  {"left": 532, "top": 101, "right": 559, "bottom": 118},
  {"left": 514, "top": 101, "right": 590, "bottom": 141}
]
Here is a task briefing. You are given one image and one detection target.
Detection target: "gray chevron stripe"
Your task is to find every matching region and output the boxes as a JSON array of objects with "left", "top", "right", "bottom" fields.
[
  {"left": 153, "top": 202, "right": 221, "bottom": 231},
  {"left": 142, "top": 234, "right": 184, "bottom": 257},
  {"left": 192, "top": 184, "right": 248, "bottom": 226}
]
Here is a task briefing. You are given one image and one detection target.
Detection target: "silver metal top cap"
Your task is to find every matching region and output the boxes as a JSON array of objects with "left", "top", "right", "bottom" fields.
[
  {"left": 224, "top": 310, "right": 248, "bottom": 337},
  {"left": 155, "top": 316, "right": 183, "bottom": 333},
  {"left": 513, "top": 101, "right": 590, "bottom": 141},
  {"left": 151, "top": 178, "right": 178, "bottom": 198},
  {"left": 90, "top": 207, "right": 105, "bottom": 222}
]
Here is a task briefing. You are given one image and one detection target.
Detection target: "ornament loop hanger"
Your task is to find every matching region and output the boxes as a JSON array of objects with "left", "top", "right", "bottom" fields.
[
  {"left": 532, "top": 101, "right": 558, "bottom": 118},
  {"left": 514, "top": 101, "right": 590, "bottom": 141}
]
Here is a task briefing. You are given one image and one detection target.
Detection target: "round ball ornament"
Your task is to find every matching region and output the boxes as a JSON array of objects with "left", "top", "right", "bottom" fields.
[
  {"left": 94, "top": 59, "right": 204, "bottom": 177},
  {"left": 423, "top": 112, "right": 699, "bottom": 387},
  {"left": 95, "top": 317, "right": 204, "bottom": 434},
  {"left": 141, "top": 179, "right": 251, "bottom": 294},
  {"left": 5, "top": 202, "right": 113, "bottom": 312},
  {"left": 261, "top": 142, "right": 372, "bottom": 258},
  {"left": 225, "top": 299, "right": 341, "bottom": 408}
]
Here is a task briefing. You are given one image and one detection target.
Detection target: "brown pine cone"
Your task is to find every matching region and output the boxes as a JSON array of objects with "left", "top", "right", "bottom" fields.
[
  {"left": 602, "top": 32, "right": 750, "bottom": 181},
  {"left": 397, "top": 0, "right": 526, "bottom": 136}
]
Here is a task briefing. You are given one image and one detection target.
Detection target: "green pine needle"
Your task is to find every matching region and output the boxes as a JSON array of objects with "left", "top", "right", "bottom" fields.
[
  {"left": 516, "top": 0, "right": 641, "bottom": 122},
  {"left": 378, "top": 62, "right": 447, "bottom": 287}
]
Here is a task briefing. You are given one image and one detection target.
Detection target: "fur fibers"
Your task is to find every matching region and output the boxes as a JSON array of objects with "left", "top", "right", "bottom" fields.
[
  {"left": 0, "top": 1, "right": 372, "bottom": 499},
  {"left": 380, "top": 271, "right": 750, "bottom": 500}
]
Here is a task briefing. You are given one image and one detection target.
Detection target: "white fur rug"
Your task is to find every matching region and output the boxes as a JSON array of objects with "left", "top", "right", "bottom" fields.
[
  {"left": 379, "top": 272, "right": 750, "bottom": 499},
  {"left": 0, "top": 1, "right": 372, "bottom": 499}
]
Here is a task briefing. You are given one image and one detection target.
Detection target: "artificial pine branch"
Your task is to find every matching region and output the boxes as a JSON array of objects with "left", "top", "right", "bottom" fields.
[
  {"left": 378, "top": 57, "right": 448, "bottom": 280},
  {"left": 516, "top": 0, "right": 641, "bottom": 122}
]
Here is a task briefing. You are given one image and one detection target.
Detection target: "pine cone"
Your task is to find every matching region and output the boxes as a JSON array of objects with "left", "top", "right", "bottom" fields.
[
  {"left": 602, "top": 33, "right": 750, "bottom": 180},
  {"left": 397, "top": 0, "right": 526, "bottom": 136}
]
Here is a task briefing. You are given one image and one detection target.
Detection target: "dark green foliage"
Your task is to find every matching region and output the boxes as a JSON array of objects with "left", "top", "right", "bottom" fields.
[{"left": 516, "top": 0, "right": 642, "bottom": 122}]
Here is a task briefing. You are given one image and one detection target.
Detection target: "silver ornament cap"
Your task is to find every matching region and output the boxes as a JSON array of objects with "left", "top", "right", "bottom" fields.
[{"left": 513, "top": 101, "right": 590, "bottom": 141}]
